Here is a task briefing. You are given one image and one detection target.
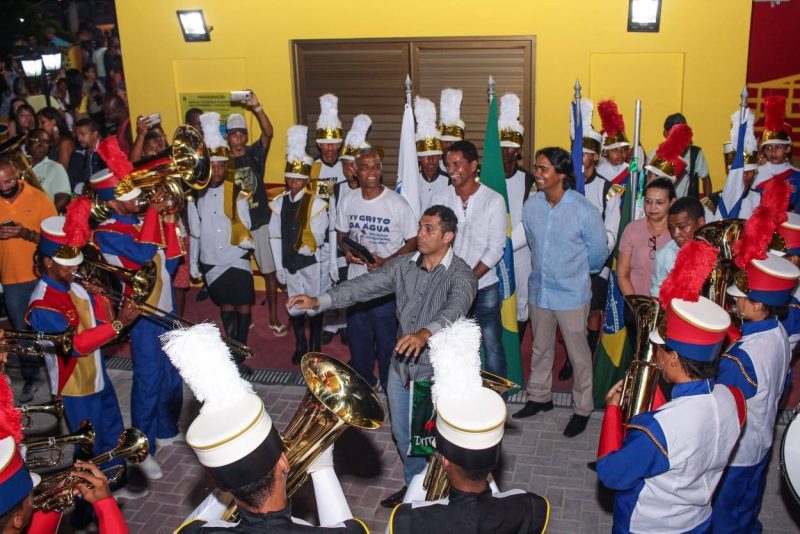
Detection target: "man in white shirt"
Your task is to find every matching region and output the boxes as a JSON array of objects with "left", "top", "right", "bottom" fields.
[
  {"left": 336, "top": 147, "right": 417, "bottom": 391},
  {"left": 430, "top": 140, "right": 507, "bottom": 377},
  {"left": 26, "top": 128, "right": 70, "bottom": 212}
]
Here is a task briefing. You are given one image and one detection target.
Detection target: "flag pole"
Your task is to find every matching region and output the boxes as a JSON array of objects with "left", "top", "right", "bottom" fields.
[
  {"left": 574, "top": 78, "right": 581, "bottom": 106},
  {"left": 488, "top": 75, "right": 495, "bottom": 103},
  {"left": 404, "top": 74, "right": 413, "bottom": 107},
  {"left": 630, "top": 99, "right": 642, "bottom": 219},
  {"left": 739, "top": 85, "right": 748, "bottom": 123}
]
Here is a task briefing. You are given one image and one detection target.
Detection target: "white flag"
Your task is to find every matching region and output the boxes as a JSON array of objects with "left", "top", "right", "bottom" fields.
[{"left": 396, "top": 102, "right": 421, "bottom": 219}]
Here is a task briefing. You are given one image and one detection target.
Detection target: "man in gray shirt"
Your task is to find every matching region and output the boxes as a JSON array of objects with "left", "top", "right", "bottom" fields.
[{"left": 288, "top": 204, "right": 478, "bottom": 508}]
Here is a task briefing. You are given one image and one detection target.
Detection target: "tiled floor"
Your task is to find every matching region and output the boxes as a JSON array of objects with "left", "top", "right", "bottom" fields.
[{"left": 13, "top": 366, "right": 800, "bottom": 533}]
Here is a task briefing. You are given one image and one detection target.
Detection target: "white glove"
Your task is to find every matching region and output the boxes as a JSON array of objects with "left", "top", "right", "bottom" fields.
[
  {"left": 276, "top": 269, "right": 287, "bottom": 285},
  {"left": 307, "top": 445, "right": 334, "bottom": 474},
  {"left": 190, "top": 266, "right": 201, "bottom": 280}
]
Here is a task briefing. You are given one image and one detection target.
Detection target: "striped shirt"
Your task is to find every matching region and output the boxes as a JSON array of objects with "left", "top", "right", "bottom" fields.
[{"left": 317, "top": 247, "right": 477, "bottom": 381}]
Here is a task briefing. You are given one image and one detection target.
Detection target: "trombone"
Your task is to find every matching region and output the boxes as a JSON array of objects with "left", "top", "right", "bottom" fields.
[
  {"left": 73, "top": 259, "right": 255, "bottom": 361},
  {"left": 18, "top": 397, "right": 64, "bottom": 431},
  {"left": 0, "top": 327, "right": 73, "bottom": 357},
  {"left": 23, "top": 420, "right": 95, "bottom": 469},
  {"left": 32, "top": 428, "right": 149, "bottom": 512}
]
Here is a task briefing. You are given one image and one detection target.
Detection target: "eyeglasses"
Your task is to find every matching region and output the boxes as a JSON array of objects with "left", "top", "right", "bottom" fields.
[{"left": 649, "top": 235, "right": 657, "bottom": 260}]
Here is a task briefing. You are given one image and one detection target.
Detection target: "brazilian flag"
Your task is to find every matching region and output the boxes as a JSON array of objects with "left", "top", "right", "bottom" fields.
[
  {"left": 480, "top": 95, "right": 523, "bottom": 389},
  {"left": 591, "top": 156, "right": 640, "bottom": 408}
]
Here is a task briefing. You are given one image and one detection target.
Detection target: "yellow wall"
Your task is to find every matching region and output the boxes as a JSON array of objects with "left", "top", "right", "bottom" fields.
[{"left": 117, "top": 0, "right": 751, "bottom": 188}]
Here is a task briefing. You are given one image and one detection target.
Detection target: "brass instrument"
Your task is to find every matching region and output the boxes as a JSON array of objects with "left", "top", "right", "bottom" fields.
[
  {"left": 0, "top": 328, "right": 73, "bottom": 357},
  {"left": 33, "top": 428, "right": 149, "bottom": 512},
  {"left": 79, "top": 257, "right": 156, "bottom": 302},
  {"left": 18, "top": 397, "right": 64, "bottom": 431},
  {"left": 223, "top": 352, "right": 385, "bottom": 521},
  {"left": 91, "top": 125, "right": 210, "bottom": 222},
  {"left": 694, "top": 219, "right": 747, "bottom": 324},
  {"left": 619, "top": 296, "right": 665, "bottom": 424},
  {"left": 423, "top": 371, "right": 520, "bottom": 501},
  {"left": 0, "top": 134, "right": 44, "bottom": 191},
  {"left": 73, "top": 258, "right": 254, "bottom": 361},
  {"left": 23, "top": 420, "right": 95, "bottom": 469}
]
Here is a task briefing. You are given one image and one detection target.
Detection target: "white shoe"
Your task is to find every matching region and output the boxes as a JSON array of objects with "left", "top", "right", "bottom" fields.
[
  {"left": 114, "top": 486, "right": 149, "bottom": 500},
  {"left": 157, "top": 432, "right": 186, "bottom": 449},
  {"left": 138, "top": 455, "right": 163, "bottom": 480}
]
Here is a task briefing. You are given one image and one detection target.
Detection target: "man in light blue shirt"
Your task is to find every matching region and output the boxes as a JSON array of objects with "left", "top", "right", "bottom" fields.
[
  {"left": 513, "top": 147, "right": 607, "bottom": 438},
  {"left": 650, "top": 197, "right": 706, "bottom": 297}
]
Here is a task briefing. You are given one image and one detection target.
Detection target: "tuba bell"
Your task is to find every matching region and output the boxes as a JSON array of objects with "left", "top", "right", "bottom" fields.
[
  {"left": 90, "top": 125, "right": 210, "bottom": 222},
  {"left": 18, "top": 397, "right": 65, "bottom": 431},
  {"left": 23, "top": 420, "right": 95, "bottom": 469},
  {"left": 223, "top": 352, "right": 385, "bottom": 521},
  {"left": 619, "top": 295, "right": 665, "bottom": 424},
  {"left": 32, "top": 428, "right": 149, "bottom": 512},
  {"left": 422, "top": 371, "right": 520, "bottom": 501}
]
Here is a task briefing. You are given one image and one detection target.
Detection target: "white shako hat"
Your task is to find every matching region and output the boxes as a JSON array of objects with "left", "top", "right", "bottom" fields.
[
  {"left": 726, "top": 252, "right": 800, "bottom": 306},
  {"left": 415, "top": 96, "right": 442, "bottom": 156},
  {"left": 570, "top": 98, "right": 602, "bottom": 154},
  {"left": 649, "top": 296, "right": 730, "bottom": 363},
  {"left": 200, "top": 112, "right": 230, "bottom": 162},
  {"left": 285, "top": 125, "right": 313, "bottom": 180},
  {"left": 39, "top": 216, "right": 84, "bottom": 266},
  {"left": 439, "top": 88, "right": 465, "bottom": 142},
  {"left": 430, "top": 318, "right": 506, "bottom": 470},
  {"left": 316, "top": 93, "right": 343, "bottom": 144},
  {"left": 340, "top": 114, "right": 372, "bottom": 161},
  {"left": 498, "top": 93, "right": 524, "bottom": 148},
  {"left": 161, "top": 324, "right": 284, "bottom": 491}
]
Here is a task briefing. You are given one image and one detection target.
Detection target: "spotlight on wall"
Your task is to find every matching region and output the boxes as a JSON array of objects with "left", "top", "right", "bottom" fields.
[
  {"left": 177, "top": 9, "right": 212, "bottom": 42},
  {"left": 628, "top": 0, "right": 662, "bottom": 32}
]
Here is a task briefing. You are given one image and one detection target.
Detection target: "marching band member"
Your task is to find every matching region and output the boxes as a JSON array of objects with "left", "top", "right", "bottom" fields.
[
  {"left": 89, "top": 137, "right": 184, "bottom": 478},
  {"left": 162, "top": 323, "right": 367, "bottom": 533},
  {"left": 188, "top": 112, "right": 255, "bottom": 373},
  {"left": 26, "top": 213, "right": 144, "bottom": 507},
  {"left": 0, "top": 371, "right": 127, "bottom": 534},
  {"left": 388, "top": 318, "right": 550, "bottom": 533},
  {"left": 270, "top": 125, "right": 330, "bottom": 365},
  {"left": 499, "top": 93, "right": 535, "bottom": 339},
  {"left": 712, "top": 196, "right": 800, "bottom": 531},
  {"left": 745, "top": 95, "right": 799, "bottom": 217},
  {"left": 597, "top": 238, "right": 746, "bottom": 534},
  {"left": 315, "top": 94, "right": 348, "bottom": 345},
  {"left": 714, "top": 106, "right": 759, "bottom": 220},
  {"left": 415, "top": 97, "right": 447, "bottom": 211},
  {"left": 777, "top": 212, "right": 800, "bottom": 351},
  {"left": 596, "top": 100, "right": 632, "bottom": 186},
  {"left": 438, "top": 87, "right": 466, "bottom": 173}
]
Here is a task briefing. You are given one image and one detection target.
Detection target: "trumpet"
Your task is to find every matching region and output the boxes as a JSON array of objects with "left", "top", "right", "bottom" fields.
[
  {"left": 18, "top": 397, "right": 64, "bottom": 431},
  {"left": 33, "top": 428, "right": 149, "bottom": 512},
  {"left": 23, "top": 420, "right": 95, "bottom": 469},
  {"left": 423, "top": 371, "right": 519, "bottom": 501},
  {"left": 91, "top": 126, "right": 210, "bottom": 222},
  {"left": 0, "top": 328, "right": 74, "bottom": 358},
  {"left": 73, "top": 262, "right": 254, "bottom": 361}
]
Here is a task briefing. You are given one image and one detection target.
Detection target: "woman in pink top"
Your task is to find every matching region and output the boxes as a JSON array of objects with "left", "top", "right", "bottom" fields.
[{"left": 617, "top": 178, "right": 676, "bottom": 296}]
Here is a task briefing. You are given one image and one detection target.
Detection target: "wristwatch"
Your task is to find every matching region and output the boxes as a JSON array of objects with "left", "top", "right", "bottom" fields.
[{"left": 111, "top": 320, "right": 124, "bottom": 334}]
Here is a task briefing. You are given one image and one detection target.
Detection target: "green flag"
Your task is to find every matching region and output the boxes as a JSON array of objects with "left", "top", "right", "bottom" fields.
[{"left": 480, "top": 96, "right": 523, "bottom": 389}]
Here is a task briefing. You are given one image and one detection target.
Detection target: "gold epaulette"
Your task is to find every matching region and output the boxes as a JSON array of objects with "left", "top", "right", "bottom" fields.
[{"left": 606, "top": 183, "right": 625, "bottom": 202}]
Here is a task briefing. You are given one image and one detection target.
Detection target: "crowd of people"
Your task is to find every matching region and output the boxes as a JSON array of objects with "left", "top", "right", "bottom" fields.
[{"left": 0, "top": 24, "right": 797, "bottom": 529}]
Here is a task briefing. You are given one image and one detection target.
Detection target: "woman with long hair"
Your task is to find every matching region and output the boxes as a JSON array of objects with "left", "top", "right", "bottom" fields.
[{"left": 36, "top": 107, "right": 75, "bottom": 169}]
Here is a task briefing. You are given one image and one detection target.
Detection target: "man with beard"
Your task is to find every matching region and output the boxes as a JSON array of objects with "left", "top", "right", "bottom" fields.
[{"left": 0, "top": 156, "right": 56, "bottom": 402}]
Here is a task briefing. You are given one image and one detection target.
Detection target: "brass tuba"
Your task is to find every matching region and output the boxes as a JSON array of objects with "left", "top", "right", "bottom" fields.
[
  {"left": 18, "top": 397, "right": 64, "bottom": 431},
  {"left": 23, "top": 420, "right": 95, "bottom": 469},
  {"left": 33, "top": 428, "right": 149, "bottom": 512},
  {"left": 619, "top": 296, "right": 665, "bottom": 424},
  {"left": 223, "top": 352, "right": 385, "bottom": 521},
  {"left": 0, "top": 134, "right": 44, "bottom": 191},
  {"left": 694, "top": 219, "right": 745, "bottom": 307},
  {"left": 422, "top": 371, "right": 520, "bottom": 501},
  {"left": 0, "top": 327, "right": 73, "bottom": 358},
  {"left": 90, "top": 125, "right": 210, "bottom": 222}
]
